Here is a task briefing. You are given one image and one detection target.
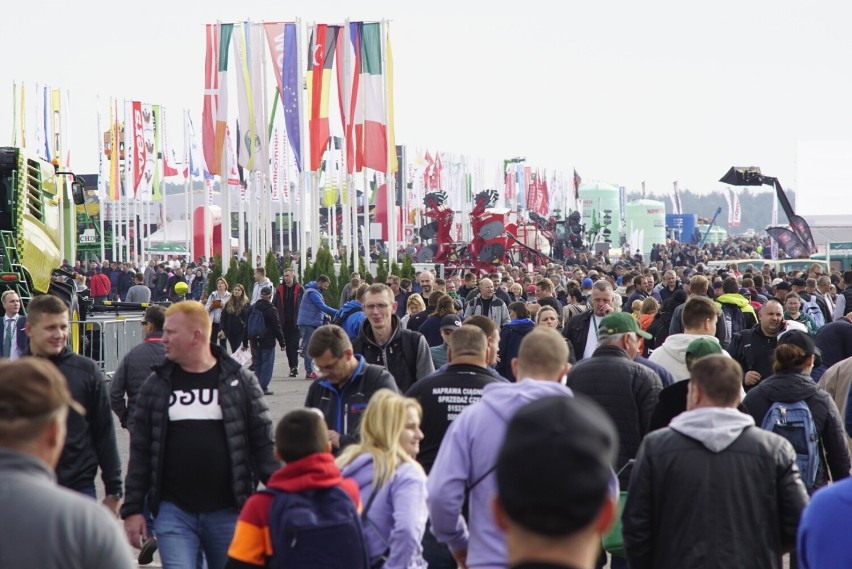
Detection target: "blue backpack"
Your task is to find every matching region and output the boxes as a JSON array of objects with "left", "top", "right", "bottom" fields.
[
  {"left": 247, "top": 308, "right": 266, "bottom": 338},
  {"left": 760, "top": 400, "right": 820, "bottom": 492},
  {"left": 264, "top": 486, "right": 371, "bottom": 569}
]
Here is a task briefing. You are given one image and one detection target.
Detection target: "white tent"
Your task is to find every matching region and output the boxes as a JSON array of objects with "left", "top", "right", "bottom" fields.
[{"left": 146, "top": 220, "right": 239, "bottom": 252}]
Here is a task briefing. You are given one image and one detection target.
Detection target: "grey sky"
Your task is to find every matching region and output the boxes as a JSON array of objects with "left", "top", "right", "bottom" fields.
[{"left": 2, "top": 0, "right": 851, "bottom": 214}]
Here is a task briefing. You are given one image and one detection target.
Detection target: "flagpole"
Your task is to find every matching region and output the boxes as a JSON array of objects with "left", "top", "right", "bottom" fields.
[
  {"left": 184, "top": 110, "right": 192, "bottom": 259},
  {"left": 297, "top": 19, "right": 308, "bottom": 274}
]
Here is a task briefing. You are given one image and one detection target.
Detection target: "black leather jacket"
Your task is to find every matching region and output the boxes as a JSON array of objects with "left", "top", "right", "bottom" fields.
[{"left": 623, "top": 424, "right": 809, "bottom": 569}]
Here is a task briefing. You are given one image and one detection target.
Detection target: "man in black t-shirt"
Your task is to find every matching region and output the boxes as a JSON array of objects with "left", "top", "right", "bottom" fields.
[
  {"left": 406, "top": 325, "right": 501, "bottom": 569},
  {"left": 122, "top": 301, "right": 278, "bottom": 568}
]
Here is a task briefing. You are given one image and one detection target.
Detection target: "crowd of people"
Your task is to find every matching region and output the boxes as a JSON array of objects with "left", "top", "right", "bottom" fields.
[{"left": 5, "top": 236, "right": 852, "bottom": 568}]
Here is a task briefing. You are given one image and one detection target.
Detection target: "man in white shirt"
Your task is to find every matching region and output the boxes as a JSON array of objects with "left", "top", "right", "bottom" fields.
[{"left": 1, "top": 290, "right": 27, "bottom": 360}]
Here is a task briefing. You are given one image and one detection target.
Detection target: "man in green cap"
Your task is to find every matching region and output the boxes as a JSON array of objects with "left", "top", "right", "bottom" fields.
[{"left": 565, "top": 311, "right": 663, "bottom": 569}]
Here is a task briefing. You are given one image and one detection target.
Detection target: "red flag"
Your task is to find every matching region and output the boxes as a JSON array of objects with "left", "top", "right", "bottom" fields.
[
  {"left": 537, "top": 171, "right": 550, "bottom": 216},
  {"left": 423, "top": 151, "right": 434, "bottom": 188},
  {"left": 202, "top": 24, "right": 219, "bottom": 174},
  {"left": 432, "top": 152, "right": 443, "bottom": 189}
]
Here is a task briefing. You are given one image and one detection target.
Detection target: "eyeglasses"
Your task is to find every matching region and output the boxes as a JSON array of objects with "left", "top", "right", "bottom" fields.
[
  {"left": 364, "top": 303, "right": 391, "bottom": 312},
  {"left": 314, "top": 356, "right": 343, "bottom": 375}
]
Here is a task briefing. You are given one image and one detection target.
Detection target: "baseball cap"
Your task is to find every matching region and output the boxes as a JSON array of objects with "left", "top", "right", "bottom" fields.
[
  {"left": 738, "top": 287, "right": 752, "bottom": 297},
  {"left": 581, "top": 277, "right": 594, "bottom": 289},
  {"left": 526, "top": 285, "right": 537, "bottom": 294},
  {"left": 598, "top": 312, "right": 652, "bottom": 339},
  {"left": 791, "top": 278, "right": 806, "bottom": 287},
  {"left": 685, "top": 337, "right": 723, "bottom": 361},
  {"left": 771, "top": 278, "right": 784, "bottom": 287},
  {"left": 260, "top": 285, "right": 274, "bottom": 297},
  {"left": 439, "top": 314, "right": 462, "bottom": 331},
  {"left": 775, "top": 281, "right": 792, "bottom": 292},
  {"left": 497, "top": 395, "right": 618, "bottom": 536},
  {"left": 0, "top": 358, "right": 85, "bottom": 420},
  {"left": 777, "top": 328, "right": 817, "bottom": 356}
]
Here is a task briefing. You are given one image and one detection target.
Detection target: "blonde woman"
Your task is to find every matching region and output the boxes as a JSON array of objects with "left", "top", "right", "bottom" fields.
[
  {"left": 220, "top": 283, "right": 250, "bottom": 352},
  {"left": 537, "top": 306, "right": 576, "bottom": 364},
  {"left": 400, "top": 293, "right": 426, "bottom": 329},
  {"left": 206, "top": 277, "right": 231, "bottom": 349},
  {"left": 337, "top": 390, "right": 428, "bottom": 569}
]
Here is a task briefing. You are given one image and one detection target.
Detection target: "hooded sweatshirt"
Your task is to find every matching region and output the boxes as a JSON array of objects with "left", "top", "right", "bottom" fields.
[
  {"left": 341, "top": 453, "right": 428, "bottom": 569},
  {"left": 648, "top": 333, "right": 723, "bottom": 382},
  {"left": 427, "top": 379, "right": 573, "bottom": 569},
  {"left": 670, "top": 407, "right": 755, "bottom": 452},
  {"left": 226, "top": 453, "right": 361, "bottom": 567},
  {"left": 335, "top": 299, "right": 367, "bottom": 340}
]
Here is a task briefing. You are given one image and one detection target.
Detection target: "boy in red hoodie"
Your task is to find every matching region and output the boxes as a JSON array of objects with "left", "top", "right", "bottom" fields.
[{"left": 225, "top": 409, "right": 362, "bottom": 568}]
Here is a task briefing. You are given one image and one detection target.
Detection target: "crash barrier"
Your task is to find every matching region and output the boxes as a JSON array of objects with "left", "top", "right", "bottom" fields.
[{"left": 69, "top": 317, "right": 146, "bottom": 378}]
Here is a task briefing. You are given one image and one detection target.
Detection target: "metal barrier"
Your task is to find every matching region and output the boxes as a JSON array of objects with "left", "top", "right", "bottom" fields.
[{"left": 70, "top": 317, "right": 146, "bottom": 378}]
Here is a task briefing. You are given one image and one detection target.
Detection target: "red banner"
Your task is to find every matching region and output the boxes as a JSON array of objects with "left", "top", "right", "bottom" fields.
[{"left": 132, "top": 101, "right": 146, "bottom": 198}]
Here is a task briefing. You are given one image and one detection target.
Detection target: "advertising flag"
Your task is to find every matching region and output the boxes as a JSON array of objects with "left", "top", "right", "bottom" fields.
[
  {"left": 731, "top": 188, "right": 741, "bottom": 227},
  {"left": 202, "top": 24, "right": 219, "bottom": 173},
  {"left": 212, "top": 23, "right": 233, "bottom": 175},
  {"left": 233, "top": 22, "right": 268, "bottom": 172},
  {"left": 108, "top": 99, "right": 121, "bottom": 201}
]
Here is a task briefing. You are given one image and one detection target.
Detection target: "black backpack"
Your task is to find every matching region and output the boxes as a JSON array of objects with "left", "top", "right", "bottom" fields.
[
  {"left": 264, "top": 486, "right": 370, "bottom": 569},
  {"left": 646, "top": 310, "right": 673, "bottom": 353}
]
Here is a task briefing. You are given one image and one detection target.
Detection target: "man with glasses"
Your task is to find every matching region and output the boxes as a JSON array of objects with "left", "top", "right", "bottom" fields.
[
  {"left": 352, "top": 284, "right": 434, "bottom": 392},
  {"left": 305, "top": 325, "right": 397, "bottom": 452}
]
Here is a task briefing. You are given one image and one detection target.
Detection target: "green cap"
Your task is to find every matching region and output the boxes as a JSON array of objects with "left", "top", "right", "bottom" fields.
[
  {"left": 598, "top": 312, "right": 652, "bottom": 339},
  {"left": 685, "top": 337, "right": 723, "bottom": 359}
]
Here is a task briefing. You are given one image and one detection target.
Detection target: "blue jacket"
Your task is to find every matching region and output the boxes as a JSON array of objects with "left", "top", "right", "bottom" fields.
[
  {"left": 496, "top": 319, "right": 536, "bottom": 382},
  {"left": 297, "top": 281, "right": 337, "bottom": 327},
  {"left": 335, "top": 300, "right": 367, "bottom": 340},
  {"left": 341, "top": 454, "right": 428, "bottom": 569}
]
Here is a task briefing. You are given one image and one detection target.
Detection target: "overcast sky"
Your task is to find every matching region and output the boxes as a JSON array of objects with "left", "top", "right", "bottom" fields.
[{"left": 2, "top": 0, "right": 851, "bottom": 215}]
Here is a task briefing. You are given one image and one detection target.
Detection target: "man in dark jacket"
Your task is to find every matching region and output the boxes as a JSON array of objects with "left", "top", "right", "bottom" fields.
[
  {"left": 727, "top": 298, "right": 785, "bottom": 390},
  {"left": 122, "top": 301, "right": 278, "bottom": 567},
  {"left": 565, "top": 312, "right": 662, "bottom": 488},
  {"left": 623, "top": 355, "right": 809, "bottom": 569},
  {"left": 276, "top": 267, "right": 303, "bottom": 377},
  {"left": 110, "top": 305, "right": 167, "bottom": 432},
  {"left": 243, "top": 286, "right": 285, "bottom": 395},
  {"left": 24, "top": 295, "right": 123, "bottom": 513},
  {"left": 305, "top": 324, "right": 397, "bottom": 451},
  {"left": 353, "top": 284, "right": 434, "bottom": 392},
  {"left": 563, "top": 280, "right": 616, "bottom": 361}
]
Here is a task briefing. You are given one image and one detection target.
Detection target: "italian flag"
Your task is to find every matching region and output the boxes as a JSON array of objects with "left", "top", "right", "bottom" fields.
[{"left": 349, "top": 22, "right": 388, "bottom": 173}]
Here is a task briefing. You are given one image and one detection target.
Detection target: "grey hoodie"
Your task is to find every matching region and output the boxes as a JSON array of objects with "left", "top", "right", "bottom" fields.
[{"left": 669, "top": 407, "right": 755, "bottom": 452}]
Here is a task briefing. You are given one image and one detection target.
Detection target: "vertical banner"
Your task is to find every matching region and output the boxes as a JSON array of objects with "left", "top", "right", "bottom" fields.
[
  {"left": 131, "top": 101, "right": 145, "bottom": 198},
  {"left": 96, "top": 103, "right": 107, "bottom": 201},
  {"left": 202, "top": 24, "right": 219, "bottom": 173},
  {"left": 109, "top": 99, "right": 121, "bottom": 202},
  {"left": 151, "top": 105, "right": 163, "bottom": 200},
  {"left": 140, "top": 104, "right": 156, "bottom": 202},
  {"left": 731, "top": 189, "right": 741, "bottom": 227},
  {"left": 271, "top": 126, "right": 281, "bottom": 203},
  {"left": 723, "top": 187, "right": 733, "bottom": 225},
  {"left": 213, "top": 23, "right": 233, "bottom": 175}
]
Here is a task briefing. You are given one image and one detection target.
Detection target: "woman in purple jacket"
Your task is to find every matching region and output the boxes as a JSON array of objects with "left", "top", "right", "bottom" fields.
[{"left": 337, "top": 390, "right": 428, "bottom": 569}]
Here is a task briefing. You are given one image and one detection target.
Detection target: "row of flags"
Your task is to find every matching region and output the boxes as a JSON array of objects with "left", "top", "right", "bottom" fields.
[{"left": 200, "top": 20, "right": 397, "bottom": 180}]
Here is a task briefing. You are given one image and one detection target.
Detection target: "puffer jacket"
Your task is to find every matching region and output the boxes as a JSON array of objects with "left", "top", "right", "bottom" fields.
[
  {"left": 120, "top": 345, "right": 278, "bottom": 518},
  {"left": 565, "top": 344, "right": 662, "bottom": 484},
  {"left": 741, "top": 370, "right": 851, "bottom": 489},
  {"left": 297, "top": 281, "right": 338, "bottom": 327},
  {"left": 462, "top": 295, "right": 510, "bottom": 328},
  {"left": 623, "top": 408, "right": 809, "bottom": 569}
]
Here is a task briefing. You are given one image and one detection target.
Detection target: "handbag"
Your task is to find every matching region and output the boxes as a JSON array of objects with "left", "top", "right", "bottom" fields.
[{"left": 601, "top": 460, "right": 634, "bottom": 557}]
